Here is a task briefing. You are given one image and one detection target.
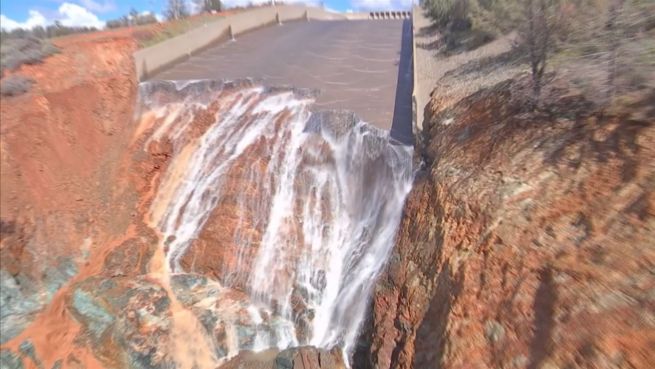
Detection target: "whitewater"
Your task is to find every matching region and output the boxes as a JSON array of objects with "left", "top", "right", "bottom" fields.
[{"left": 137, "top": 79, "right": 414, "bottom": 365}]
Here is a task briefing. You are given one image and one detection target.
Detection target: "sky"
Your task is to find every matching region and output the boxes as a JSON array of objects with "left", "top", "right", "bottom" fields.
[{"left": 0, "top": 0, "right": 413, "bottom": 30}]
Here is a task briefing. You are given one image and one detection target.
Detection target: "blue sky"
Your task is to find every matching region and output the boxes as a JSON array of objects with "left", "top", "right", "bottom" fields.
[{"left": 0, "top": 0, "right": 413, "bottom": 30}]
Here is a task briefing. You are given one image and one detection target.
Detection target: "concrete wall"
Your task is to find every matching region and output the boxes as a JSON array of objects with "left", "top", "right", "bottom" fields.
[
  {"left": 134, "top": 5, "right": 349, "bottom": 81},
  {"left": 411, "top": 5, "right": 420, "bottom": 136}
]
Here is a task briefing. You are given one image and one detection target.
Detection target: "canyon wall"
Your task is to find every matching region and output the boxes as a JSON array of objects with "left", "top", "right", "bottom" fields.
[{"left": 360, "top": 77, "right": 655, "bottom": 369}]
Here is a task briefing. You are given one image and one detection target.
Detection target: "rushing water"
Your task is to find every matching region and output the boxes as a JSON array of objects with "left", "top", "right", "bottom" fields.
[{"left": 137, "top": 80, "right": 414, "bottom": 364}]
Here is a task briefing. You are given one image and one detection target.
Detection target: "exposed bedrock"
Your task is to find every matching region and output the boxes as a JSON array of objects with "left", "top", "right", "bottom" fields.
[
  {"left": 220, "top": 346, "right": 346, "bottom": 369},
  {"left": 358, "top": 77, "right": 655, "bottom": 369}
]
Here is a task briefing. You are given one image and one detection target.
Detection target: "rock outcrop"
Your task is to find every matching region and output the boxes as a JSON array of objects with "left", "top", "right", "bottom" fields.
[
  {"left": 359, "top": 78, "right": 655, "bottom": 369},
  {"left": 221, "top": 346, "right": 346, "bottom": 369}
]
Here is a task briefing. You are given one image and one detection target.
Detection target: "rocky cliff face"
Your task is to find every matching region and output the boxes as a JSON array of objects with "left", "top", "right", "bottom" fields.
[{"left": 360, "top": 77, "right": 655, "bottom": 369}]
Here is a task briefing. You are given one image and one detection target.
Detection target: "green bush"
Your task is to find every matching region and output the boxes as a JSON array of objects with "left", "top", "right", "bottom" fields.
[
  {"left": 423, "top": 0, "right": 523, "bottom": 31},
  {"left": 422, "top": 0, "right": 525, "bottom": 52}
]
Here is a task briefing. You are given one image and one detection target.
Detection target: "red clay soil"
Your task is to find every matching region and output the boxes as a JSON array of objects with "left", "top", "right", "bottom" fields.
[
  {"left": 361, "top": 78, "right": 655, "bottom": 369},
  {"left": 1, "top": 30, "right": 270, "bottom": 367},
  {"left": 0, "top": 29, "right": 143, "bottom": 369}
]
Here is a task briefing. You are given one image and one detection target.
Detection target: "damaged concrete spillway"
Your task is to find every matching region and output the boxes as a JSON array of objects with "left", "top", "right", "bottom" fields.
[{"left": 136, "top": 80, "right": 413, "bottom": 366}]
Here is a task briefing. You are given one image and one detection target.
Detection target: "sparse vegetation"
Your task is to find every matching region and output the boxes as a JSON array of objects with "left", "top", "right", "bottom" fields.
[
  {"left": 166, "top": 0, "right": 190, "bottom": 20},
  {"left": 422, "top": 0, "right": 655, "bottom": 107},
  {"left": 1, "top": 36, "right": 59, "bottom": 76},
  {"left": 519, "top": 0, "right": 560, "bottom": 105},
  {"left": 106, "top": 9, "right": 159, "bottom": 29},
  {"left": 1, "top": 75, "right": 34, "bottom": 96},
  {"left": 424, "top": 0, "right": 471, "bottom": 27},
  {"left": 0, "top": 22, "right": 99, "bottom": 40},
  {"left": 196, "top": 0, "right": 223, "bottom": 13},
  {"left": 551, "top": 0, "right": 655, "bottom": 104}
]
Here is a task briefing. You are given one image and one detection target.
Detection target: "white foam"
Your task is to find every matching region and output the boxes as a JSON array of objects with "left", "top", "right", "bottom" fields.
[{"left": 142, "top": 81, "right": 414, "bottom": 364}]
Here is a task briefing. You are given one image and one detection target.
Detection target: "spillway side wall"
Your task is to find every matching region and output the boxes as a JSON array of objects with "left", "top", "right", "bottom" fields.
[
  {"left": 133, "top": 5, "right": 347, "bottom": 81},
  {"left": 411, "top": 5, "right": 420, "bottom": 136}
]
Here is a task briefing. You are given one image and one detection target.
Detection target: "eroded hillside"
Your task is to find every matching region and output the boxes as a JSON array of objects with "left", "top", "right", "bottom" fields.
[{"left": 360, "top": 69, "right": 654, "bottom": 369}]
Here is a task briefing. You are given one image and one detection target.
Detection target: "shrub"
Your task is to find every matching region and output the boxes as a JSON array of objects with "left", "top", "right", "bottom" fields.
[
  {"left": 518, "top": 0, "right": 562, "bottom": 105},
  {"left": 0, "top": 23, "right": 98, "bottom": 40},
  {"left": 423, "top": 0, "right": 524, "bottom": 52},
  {"left": 0, "top": 36, "right": 59, "bottom": 76},
  {"left": 0, "top": 75, "right": 34, "bottom": 97}
]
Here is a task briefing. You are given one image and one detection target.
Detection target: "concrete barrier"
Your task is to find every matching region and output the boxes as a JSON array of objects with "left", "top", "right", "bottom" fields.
[
  {"left": 134, "top": 5, "right": 350, "bottom": 81},
  {"left": 411, "top": 5, "right": 419, "bottom": 136}
]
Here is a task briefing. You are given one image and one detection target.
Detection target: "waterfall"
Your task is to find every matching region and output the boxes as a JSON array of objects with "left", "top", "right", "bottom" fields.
[{"left": 136, "top": 80, "right": 414, "bottom": 363}]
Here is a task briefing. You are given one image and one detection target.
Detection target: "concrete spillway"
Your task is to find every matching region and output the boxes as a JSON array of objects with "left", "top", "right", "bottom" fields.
[
  {"left": 150, "top": 19, "right": 412, "bottom": 136},
  {"left": 138, "top": 17, "right": 416, "bottom": 366}
]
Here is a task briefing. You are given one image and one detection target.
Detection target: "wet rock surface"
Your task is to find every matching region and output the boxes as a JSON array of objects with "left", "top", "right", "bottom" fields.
[
  {"left": 359, "top": 77, "right": 655, "bottom": 369},
  {"left": 221, "top": 346, "right": 346, "bottom": 369},
  {"left": 69, "top": 276, "right": 173, "bottom": 368}
]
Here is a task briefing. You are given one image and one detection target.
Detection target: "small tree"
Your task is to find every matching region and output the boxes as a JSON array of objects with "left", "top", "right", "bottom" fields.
[
  {"left": 424, "top": 0, "right": 471, "bottom": 28},
  {"left": 520, "top": 0, "right": 560, "bottom": 107},
  {"left": 128, "top": 8, "right": 139, "bottom": 26},
  {"left": 196, "top": 0, "right": 223, "bottom": 13},
  {"left": 605, "top": 0, "right": 625, "bottom": 102},
  {"left": 31, "top": 26, "right": 47, "bottom": 39},
  {"left": 166, "top": 0, "right": 189, "bottom": 20}
]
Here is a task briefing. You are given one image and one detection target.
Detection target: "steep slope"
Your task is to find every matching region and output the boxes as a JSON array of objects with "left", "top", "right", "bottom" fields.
[
  {"left": 1, "top": 31, "right": 139, "bottom": 354},
  {"left": 361, "top": 76, "right": 655, "bottom": 369}
]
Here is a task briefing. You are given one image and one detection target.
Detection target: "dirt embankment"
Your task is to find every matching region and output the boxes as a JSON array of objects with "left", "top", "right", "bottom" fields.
[
  {"left": 0, "top": 31, "right": 144, "bottom": 368},
  {"left": 358, "top": 68, "right": 655, "bottom": 368},
  {"left": 1, "top": 30, "right": 139, "bottom": 264}
]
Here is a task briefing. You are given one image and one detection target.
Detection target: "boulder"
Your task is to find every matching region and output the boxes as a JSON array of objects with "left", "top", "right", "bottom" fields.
[
  {"left": 275, "top": 347, "right": 345, "bottom": 369},
  {"left": 221, "top": 346, "right": 345, "bottom": 369}
]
